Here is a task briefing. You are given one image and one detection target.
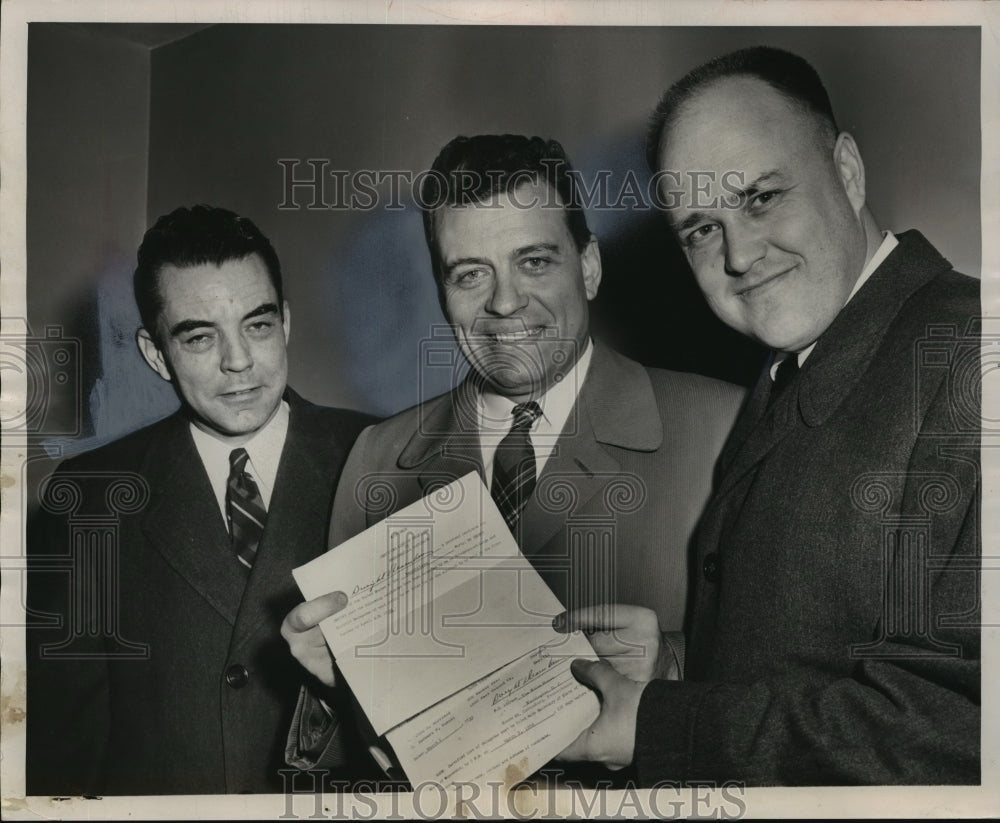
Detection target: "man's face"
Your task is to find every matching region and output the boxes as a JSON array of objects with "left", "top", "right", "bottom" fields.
[
  {"left": 657, "top": 77, "right": 869, "bottom": 352},
  {"left": 137, "top": 253, "right": 290, "bottom": 444},
  {"left": 434, "top": 180, "right": 602, "bottom": 401}
]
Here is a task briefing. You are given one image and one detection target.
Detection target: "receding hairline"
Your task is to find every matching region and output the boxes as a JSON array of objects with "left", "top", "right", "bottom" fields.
[
  {"left": 653, "top": 75, "right": 839, "bottom": 169},
  {"left": 145, "top": 251, "right": 278, "bottom": 338}
]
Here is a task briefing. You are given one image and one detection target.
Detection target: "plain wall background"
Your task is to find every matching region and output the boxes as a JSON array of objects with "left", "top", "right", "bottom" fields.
[{"left": 27, "top": 24, "right": 982, "bottom": 463}]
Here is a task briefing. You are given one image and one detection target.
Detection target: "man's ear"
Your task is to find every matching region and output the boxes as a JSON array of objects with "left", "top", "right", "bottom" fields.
[
  {"left": 137, "top": 328, "right": 172, "bottom": 382},
  {"left": 581, "top": 235, "right": 603, "bottom": 300},
  {"left": 833, "top": 132, "right": 866, "bottom": 215},
  {"left": 281, "top": 300, "right": 291, "bottom": 344}
]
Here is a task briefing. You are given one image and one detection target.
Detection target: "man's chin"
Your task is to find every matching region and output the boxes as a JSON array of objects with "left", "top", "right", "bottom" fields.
[{"left": 189, "top": 404, "right": 279, "bottom": 442}]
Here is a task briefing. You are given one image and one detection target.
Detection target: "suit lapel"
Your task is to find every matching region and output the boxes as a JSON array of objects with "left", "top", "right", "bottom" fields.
[
  {"left": 517, "top": 418, "right": 621, "bottom": 556},
  {"left": 520, "top": 343, "right": 662, "bottom": 555},
  {"left": 140, "top": 415, "right": 246, "bottom": 625},
  {"left": 398, "top": 378, "right": 487, "bottom": 510},
  {"left": 229, "top": 398, "right": 333, "bottom": 652},
  {"left": 392, "top": 344, "right": 661, "bottom": 556}
]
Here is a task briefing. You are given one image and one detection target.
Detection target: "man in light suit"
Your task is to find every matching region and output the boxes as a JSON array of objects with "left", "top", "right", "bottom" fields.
[
  {"left": 558, "top": 46, "right": 980, "bottom": 785},
  {"left": 281, "top": 134, "right": 744, "bottom": 779},
  {"left": 27, "top": 205, "right": 372, "bottom": 794}
]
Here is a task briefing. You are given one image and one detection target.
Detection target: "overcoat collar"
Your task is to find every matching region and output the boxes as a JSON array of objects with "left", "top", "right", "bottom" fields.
[{"left": 717, "top": 230, "right": 953, "bottom": 499}]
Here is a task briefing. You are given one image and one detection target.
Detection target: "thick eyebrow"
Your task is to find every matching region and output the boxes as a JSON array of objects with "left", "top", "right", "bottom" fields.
[
  {"left": 511, "top": 243, "right": 561, "bottom": 258},
  {"left": 671, "top": 170, "right": 785, "bottom": 234},
  {"left": 443, "top": 255, "right": 492, "bottom": 274},
  {"left": 727, "top": 170, "right": 784, "bottom": 205},
  {"left": 168, "top": 302, "right": 280, "bottom": 337},
  {"left": 443, "top": 243, "right": 562, "bottom": 274}
]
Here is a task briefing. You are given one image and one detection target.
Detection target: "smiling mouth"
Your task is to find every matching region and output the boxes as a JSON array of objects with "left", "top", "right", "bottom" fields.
[
  {"left": 736, "top": 269, "right": 793, "bottom": 297},
  {"left": 480, "top": 327, "right": 545, "bottom": 343}
]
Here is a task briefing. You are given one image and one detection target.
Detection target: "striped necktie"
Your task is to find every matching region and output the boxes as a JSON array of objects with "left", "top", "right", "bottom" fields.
[
  {"left": 226, "top": 447, "right": 267, "bottom": 570},
  {"left": 491, "top": 401, "right": 543, "bottom": 530}
]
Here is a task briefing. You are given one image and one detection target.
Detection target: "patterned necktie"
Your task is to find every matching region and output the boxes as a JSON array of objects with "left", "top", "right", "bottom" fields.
[
  {"left": 768, "top": 355, "right": 800, "bottom": 410},
  {"left": 491, "top": 401, "right": 543, "bottom": 530},
  {"left": 226, "top": 447, "right": 267, "bottom": 570}
]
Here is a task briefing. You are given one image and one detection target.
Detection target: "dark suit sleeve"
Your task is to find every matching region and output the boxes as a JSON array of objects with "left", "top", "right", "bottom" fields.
[
  {"left": 633, "top": 466, "right": 980, "bottom": 786},
  {"left": 26, "top": 476, "right": 112, "bottom": 795}
]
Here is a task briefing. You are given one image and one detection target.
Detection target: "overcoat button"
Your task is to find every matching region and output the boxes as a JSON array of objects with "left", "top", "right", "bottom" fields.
[
  {"left": 226, "top": 664, "right": 249, "bottom": 689},
  {"left": 703, "top": 553, "right": 721, "bottom": 583}
]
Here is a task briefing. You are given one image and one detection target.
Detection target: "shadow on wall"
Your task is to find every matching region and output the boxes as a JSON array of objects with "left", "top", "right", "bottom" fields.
[
  {"left": 593, "top": 209, "right": 766, "bottom": 388},
  {"left": 574, "top": 128, "right": 767, "bottom": 388},
  {"left": 44, "top": 257, "right": 180, "bottom": 460}
]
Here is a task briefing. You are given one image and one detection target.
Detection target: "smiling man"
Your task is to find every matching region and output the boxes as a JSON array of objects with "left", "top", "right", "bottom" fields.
[
  {"left": 557, "top": 46, "right": 981, "bottom": 786},
  {"left": 279, "top": 134, "right": 744, "bottom": 783},
  {"left": 27, "top": 205, "right": 372, "bottom": 794}
]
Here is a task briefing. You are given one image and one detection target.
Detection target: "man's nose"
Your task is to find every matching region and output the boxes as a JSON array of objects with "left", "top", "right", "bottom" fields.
[
  {"left": 485, "top": 270, "right": 528, "bottom": 315},
  {"left": 220, "top": 333, "right": 253, "bottom": 372},
  {"left": 723, "top": 221, "right": 767, "bottom": 276}
]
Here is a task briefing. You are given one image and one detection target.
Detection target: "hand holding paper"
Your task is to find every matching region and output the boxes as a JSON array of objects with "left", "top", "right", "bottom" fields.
[
  {"left": 556, "top": 658, "right": 644, "bottom": 770},
  {"left": 554, "top": 602, "right": 663, "bottom": 683},
  {"left": 291, "top": 472, "right": 600, "bottom": 787},
  {"left": 281, "top": 590, "right": 348, "bottom": 688}
]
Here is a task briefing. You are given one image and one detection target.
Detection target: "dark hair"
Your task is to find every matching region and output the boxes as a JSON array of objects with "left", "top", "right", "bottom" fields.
[
  {"left": 646, "top": 46, "right": 839, "bottom": 171},
  {"left": 133, "top": 204, "right": 283, "bottom": 340},
  {"left": 420, "top": 134, "right": 592, "bottom": 279}
]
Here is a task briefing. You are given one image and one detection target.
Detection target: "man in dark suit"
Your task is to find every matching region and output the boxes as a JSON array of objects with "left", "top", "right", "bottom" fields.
[
  {"left": 557, "top": 46, "right": 980, "bottom": 785},
  {"left": 280, "top": 135, "right": 744, "bottom": 778},
  {"left": 26, "top": 205, "right": 372, "bottom": 795}
]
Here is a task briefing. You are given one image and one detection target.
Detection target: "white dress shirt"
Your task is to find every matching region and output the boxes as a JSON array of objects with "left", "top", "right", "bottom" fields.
[
  {"left": 478, "top": 339, "right": 594, "bottom": 488},
  {"left": 189, "top": 400, "right": 290, "bottom": 528}
]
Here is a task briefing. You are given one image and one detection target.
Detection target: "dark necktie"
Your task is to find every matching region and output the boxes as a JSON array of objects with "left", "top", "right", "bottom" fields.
[
  {"left": 491, "top": 401, "right": 543, "bottom": 530},
  {"left": 226, "top": 447, "right": 267, "bottom": 570},
  {"left": 768, "top": 354, "right": 800, "bottom": 410}
]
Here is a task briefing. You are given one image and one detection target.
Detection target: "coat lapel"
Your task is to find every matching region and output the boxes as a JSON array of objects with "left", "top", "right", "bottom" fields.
[
  {"left": 714, "top": 230, "right": 953, "bottom": 501},
  {"left": 229, "top": 396, "right": 334, "bottom": 653},
  {"left": 398, "top": 377, "right": 487, "bottom": 505},
  {"left": 390, "top": 343, "right": 661, "bottom": 557},
  {"left": 519, "top": 343, "right": 662, "bottom": 555},
  {"left": 140, "top": 415, "right": 246, "bottom": 625}
]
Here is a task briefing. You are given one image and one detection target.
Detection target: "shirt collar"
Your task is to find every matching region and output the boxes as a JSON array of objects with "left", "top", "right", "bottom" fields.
[
  {"left": 479, "top": 338, "right": 594, "bottom": 440},
  {"left": 189, "top": 399, "right": 290, "bottom": 513}
]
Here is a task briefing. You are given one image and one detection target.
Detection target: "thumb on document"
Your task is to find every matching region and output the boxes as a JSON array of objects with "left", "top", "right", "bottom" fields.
[
  {"left": 559, "top": 658, "right": 642, "bottom": 770},
  {"left": 289, "top": 591, "right": 348, "bottom": 630},
  {"left": 281, "top": 591, "right": 348, "bottom": 688}
]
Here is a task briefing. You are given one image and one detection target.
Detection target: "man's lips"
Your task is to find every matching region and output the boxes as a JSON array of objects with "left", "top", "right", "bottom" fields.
[
  {"left": 735, "top": 268, "right": 794, "bottom": 297},
  {"left": 472, "top": 326, "right": 546, "bottom": 343},
  {"left": 220, "top": 386, "right": 262, "bottom": 399}
]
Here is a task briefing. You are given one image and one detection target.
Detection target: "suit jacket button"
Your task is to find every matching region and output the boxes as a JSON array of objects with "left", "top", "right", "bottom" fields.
[
  {"left": 226, "top": 664, "right": 249, "bottom": 689},
  {"left": 703, "top": 553, "right": 721, "bottom": 583}
]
